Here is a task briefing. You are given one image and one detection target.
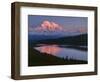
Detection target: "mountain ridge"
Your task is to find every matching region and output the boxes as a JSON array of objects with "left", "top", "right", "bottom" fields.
[{"left": 29, "top": 34, "right": 87, "bottom": 46}]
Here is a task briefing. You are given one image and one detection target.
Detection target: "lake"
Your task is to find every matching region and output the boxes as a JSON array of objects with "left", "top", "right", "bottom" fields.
[{"left": 34, "top": 44, "right": 87, "bottom": 61}]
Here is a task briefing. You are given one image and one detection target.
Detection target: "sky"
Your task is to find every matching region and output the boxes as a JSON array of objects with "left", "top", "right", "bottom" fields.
[{"left": 28, "top": 15, "right": 88, "bottom": 36}]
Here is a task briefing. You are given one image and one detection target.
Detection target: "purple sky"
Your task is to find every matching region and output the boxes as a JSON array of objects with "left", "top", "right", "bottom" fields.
[{"left": 28, "top": 15, "right": 88, "bottom": 35}]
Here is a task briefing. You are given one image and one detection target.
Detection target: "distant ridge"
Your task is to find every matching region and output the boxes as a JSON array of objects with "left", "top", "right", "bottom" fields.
[{"left": 29, "top": 34, "right": 87, "bottom": 46}]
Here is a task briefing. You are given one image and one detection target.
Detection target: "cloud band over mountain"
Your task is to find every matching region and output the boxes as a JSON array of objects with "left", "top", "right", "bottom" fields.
[{"left": 29, "top": 20, "right": 87, "bottom": 33}]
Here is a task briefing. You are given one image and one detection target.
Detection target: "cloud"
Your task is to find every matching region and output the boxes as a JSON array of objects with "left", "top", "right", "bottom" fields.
[
  {"left": 29, "top": 20, "right": 87, "bottom": 34},
  {"left": 34, "top": 20, "right": 63, "bottom": 31}
]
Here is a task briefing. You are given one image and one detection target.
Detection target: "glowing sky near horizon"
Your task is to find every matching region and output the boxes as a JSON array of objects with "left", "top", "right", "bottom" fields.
[{"left": 28, "top": 15, "right": 88, "bottom": 34}]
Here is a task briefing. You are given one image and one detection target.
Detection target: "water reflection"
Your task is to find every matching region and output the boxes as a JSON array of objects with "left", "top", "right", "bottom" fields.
[
  {"left": 35, "top": 45, "right": 60, "bottom": 55},
  {"left": 34, "top": 44, "right": 87, "bottom": 61}
]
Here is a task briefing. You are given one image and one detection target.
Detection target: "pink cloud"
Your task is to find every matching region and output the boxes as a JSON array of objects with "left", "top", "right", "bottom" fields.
[
  {"left": 30, "top": 20, "right": 87, "bottom": 33},
  {"left": 34, "top": 20, "right": 63, "bottom": 31}
]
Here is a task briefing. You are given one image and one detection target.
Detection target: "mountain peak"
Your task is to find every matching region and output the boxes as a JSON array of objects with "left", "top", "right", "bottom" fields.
[{"left": 34, "top": 20, "right": 63, "bottom": 32}]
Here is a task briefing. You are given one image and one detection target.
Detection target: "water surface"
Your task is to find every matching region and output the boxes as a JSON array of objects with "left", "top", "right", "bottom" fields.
[{"left": 34, "top": 44, "right": 87, "bottom": 61}]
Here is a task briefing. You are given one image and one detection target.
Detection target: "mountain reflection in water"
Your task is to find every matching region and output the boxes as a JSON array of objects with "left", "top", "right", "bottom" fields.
[{"left": 34, "top": 44, "right": 87, "bottom": 61}]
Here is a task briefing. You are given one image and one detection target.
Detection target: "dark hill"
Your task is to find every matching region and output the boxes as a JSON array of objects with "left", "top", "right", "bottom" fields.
[{"left": 34, "top": 34, "right": 87, "bottom": 46}]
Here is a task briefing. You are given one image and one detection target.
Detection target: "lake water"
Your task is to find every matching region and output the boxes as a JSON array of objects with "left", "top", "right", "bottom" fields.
[{"left": 34, "top": 44, "right": 87, "bottom": 61}]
